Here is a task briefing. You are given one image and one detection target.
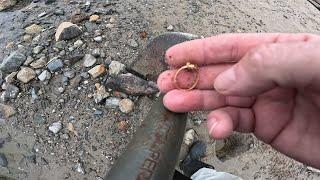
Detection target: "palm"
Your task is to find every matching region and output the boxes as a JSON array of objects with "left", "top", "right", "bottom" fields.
[{"left": 252, "top": 88, "right": 320, "bottom": 167}]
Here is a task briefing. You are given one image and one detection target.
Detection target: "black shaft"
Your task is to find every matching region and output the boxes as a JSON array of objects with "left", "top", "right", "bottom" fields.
[{"left": 105, "top": 95, "right": 187, "bottom": 180}]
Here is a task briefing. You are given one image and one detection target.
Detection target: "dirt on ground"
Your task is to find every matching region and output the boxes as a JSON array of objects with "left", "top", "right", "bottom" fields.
[{"left": 0, "top": 0, "right": 320, "bottom": 179}]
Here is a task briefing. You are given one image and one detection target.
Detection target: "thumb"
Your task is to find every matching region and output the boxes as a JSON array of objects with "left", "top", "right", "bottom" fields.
[{"left": 214, "top": 41, "right": 320, "bottom": 96}]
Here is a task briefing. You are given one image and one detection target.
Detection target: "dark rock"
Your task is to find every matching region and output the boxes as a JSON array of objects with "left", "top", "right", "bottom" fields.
[
  {"left": 105, "top": 73, "right": 159, "bottom": 95},
  {"left": 55, "top": 22, "right": 82, "bottom": 41},
  {"left": 67, "top": 49, "right": 85, "bottom": 65},
  {"left": 0, "top": 51, "right": 27, "bottom": 74},
  {"left": 0, "top": 153, "right": 8, "bottom": 167}
]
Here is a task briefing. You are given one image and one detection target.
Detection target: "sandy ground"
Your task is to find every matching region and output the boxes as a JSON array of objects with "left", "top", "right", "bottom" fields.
[{"left": 0, "top": 0, "right": 320, "bottom": 179}]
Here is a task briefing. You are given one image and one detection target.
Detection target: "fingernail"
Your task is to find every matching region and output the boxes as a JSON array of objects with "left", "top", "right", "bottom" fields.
[
  {"left": 214, "top": 67, "right": 237, "bottom": 92},
  {"left": 207, "top": 118, "right": 219, "bottom": 136}
]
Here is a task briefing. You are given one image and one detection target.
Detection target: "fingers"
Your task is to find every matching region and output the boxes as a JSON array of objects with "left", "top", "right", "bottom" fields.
[
  {"left": 214, "top": 41, "right": 320, "bottom": 96},
  {"left": 163, "top": 89, "right": 254, "bottom": 112},
  {"left": 207, "top": 107, "right": 255, "bottom": 139},
  {"left": 157, "top": 64, "right": 231, "bottom": 92},
  {"left": 166, "top": 33, "right": 320, "bottom": 67}
]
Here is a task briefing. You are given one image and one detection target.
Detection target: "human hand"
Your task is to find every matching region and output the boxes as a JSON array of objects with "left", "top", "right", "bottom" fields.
[{"left": 157, "top": 33, "right": 320, "bottom": 168}]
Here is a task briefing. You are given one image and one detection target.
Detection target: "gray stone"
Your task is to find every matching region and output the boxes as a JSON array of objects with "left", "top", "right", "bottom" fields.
[
  {"left": 55, "top": 41, "right": 67, "bottom": 50},
  {"left": 33, "top": 46, "right": 44, "bottom": 54},
  {"left": 30, "top": 56, "right": 47, "bottom": 69},
  {"left": 83, "top": 54, "right": 96, "bottom": 67},
  {"left": 5, "top": 72, "right": 17, "bottom": 83},
  {"left": 92, "top": 48, "right": 101, "bottom": 57},
  {"left": 31, "top": 88, "right": 39, "bottom": 103},
  {"left": 49, "top": 121, "right": 62, "bottom": 134},
  {"left": 109, "top": 61, "right": 125, "bottom": 75},
  {"left": 127, "top": 39, "right": 138, "bottom": 48},
  {"left": 24, "top": 56, "right": 34, "bottom": 66},
  {"left": 17, "top": 67, "right": 36, "bottom": 83},
  {"left": 0, "top": 51, "right": 27, "bottom": 73},
  {"left": 55, "top": 22, "right": 82, "bottom": 41},
  {"left": 93, "top": 109, "right": 103, "bottom": 115},
  {"left": 0, "top": 103, "right": 16, "bottom": 118},
  {"left": 105, "top": 97, "right": 121, "bottom": 108},
  {"left": 62, "top": 76, "right": 69, "bottom": 86},
  {"left": 57, "top": 87, "right": 65, "bottom": 93},
  {"left": 63, "top": 70, "right": 76, "bottom": 79},
  {"left": 94, "top": 36, "right": 102, "bottom": 43},
  {"left": 47, "top": 58, "right": 63, "bottom": 72},
  {"left": 38, "top": 70, "right": 51, "bottom": 81},
  {"left": 80, "top": 72, "right": 90, "bottom": 79},
  {"left": 0, "top": 153, "right": 8, "bottom": 167},
  {"left": 119, "top": 98, "right": 134, "bottom": 114}
]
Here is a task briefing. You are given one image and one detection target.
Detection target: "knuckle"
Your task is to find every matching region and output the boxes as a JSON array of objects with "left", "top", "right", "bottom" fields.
[{"left": 246, "top": 44, "right": 276, "bottom": 72}]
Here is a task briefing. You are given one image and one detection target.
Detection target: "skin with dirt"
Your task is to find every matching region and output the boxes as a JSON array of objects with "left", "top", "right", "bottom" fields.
[{"left": 0, "top": 0, "right": 320, "bottom": 179}]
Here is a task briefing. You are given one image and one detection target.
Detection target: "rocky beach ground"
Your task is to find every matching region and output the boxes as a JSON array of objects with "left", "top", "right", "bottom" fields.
[{"left": 1, "top": 0, "right": 320, "bottom": 179}]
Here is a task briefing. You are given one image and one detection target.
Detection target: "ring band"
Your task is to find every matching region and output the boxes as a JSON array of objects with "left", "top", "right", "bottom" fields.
[{"left": 173, "top": 62, "right": 199, "bottom": 90}]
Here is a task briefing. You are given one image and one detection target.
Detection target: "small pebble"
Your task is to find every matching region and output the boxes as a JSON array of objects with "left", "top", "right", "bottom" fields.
[
  {"left": 33, "top": 45, "right": 44, "bottom": 54},
  {"left": 92, "top": 48, "right": 101, "bottom": 57},
  {"left": 93, "top": 84, "right": 109, "bottom": 103},
  {"left": 109, "top": 61, "right": 125, "bottom": 75},
  {"left": 105, "top": 97, "right": 121, "bottom": 108},
  {"left": 63, "top": 70, "right": 76, "bottom": 79},
  {"left": 167, "top": 25, "right": 174, "bottom": 31},
  {"left": 49, "top": 121, "right": 62, "bottom": 134},
  {"left": 89, "top": 15, "right": 100, "bottom": 22},
  {"left": 30, "top": 56, "right": 47, "bottom": 69},
  {"left": 119, "top": 98, "right": 134, "bottom": 113},
  {"left": 93, "top": 109, "right": 103, "bottom": 115},
  {"left": 38, "top": 70, "right": 51, "bottom": 81},
  {"left": 94, "top": 36, "right": 103, "bottom": 43},
  {"left": 88, "top": 64, "right": 105, "bottom": 78},
  {"left": 83, "top": 54, "right": 97, "bottom": 67},
  {"left": 5, "top": 72, "right": 17, "bottom": 83},
  {"left": 47, "top": 58, "right": 63, "bottom": 72},
  {"left": 184, "top": 129, "right": 195, "bottom": 146},
  {"left": 17, "top": 67, "right": 36, "bottom": 83},
  {"left": 74, "top": 39, "right": 84, "bottom": 47},
  {"left": 58, "top": 87, "right": 65, "bottom": 93}
]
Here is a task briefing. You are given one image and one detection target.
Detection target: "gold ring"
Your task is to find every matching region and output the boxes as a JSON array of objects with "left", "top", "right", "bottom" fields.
[{"left": 173, "top": 62, "right": 199, "bottom": 90}]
